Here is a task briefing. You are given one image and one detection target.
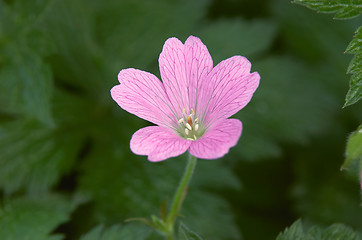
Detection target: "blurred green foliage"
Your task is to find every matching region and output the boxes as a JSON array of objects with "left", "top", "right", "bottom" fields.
[
  {"left": 0, "top": 194, "right": 79, "bottom": 240},
  {"left": 294, "top": 0, "right": 362, "bottom": 108},
  {"left": 79, "top": 224, "right": 152, "bottom": 240},
  {"left": 0, "top": 0, "right": 361, "bottom": 239}
]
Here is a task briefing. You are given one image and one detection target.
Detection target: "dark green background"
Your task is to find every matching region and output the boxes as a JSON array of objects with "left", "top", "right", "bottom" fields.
[{"left": 0, "top": 0, "right": 361, "bottom": 239}]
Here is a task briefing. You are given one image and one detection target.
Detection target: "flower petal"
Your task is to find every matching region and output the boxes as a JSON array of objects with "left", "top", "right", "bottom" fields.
[
  {"left": 111, "top": 68, "right": 176, "bottom": 128},
  {"left": 188, "top": 119, "right": 242, "bottom": 159},
  {"left": 130, "top": 126, "right": 191, "bottom": 162},
  {"left": 159, "top": 36, "right": 213, "bottom": 116},
  {"left": 198, "top": 56, "right": 260, "bottom": 127}
]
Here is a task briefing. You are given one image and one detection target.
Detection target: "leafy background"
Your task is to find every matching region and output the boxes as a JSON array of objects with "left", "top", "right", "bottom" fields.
[{"left": 0, "top": 0, "right": 361, "bottom": 239}]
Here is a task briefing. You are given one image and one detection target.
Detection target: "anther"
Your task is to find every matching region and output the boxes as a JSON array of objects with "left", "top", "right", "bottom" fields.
[
  {"left": 187, "top": 116, "right": 193, "bottom": 126},
  {"left": 195, "top": 124, "right": 199, "bottom": 131},
  {"left": 191, "top": 108, "right": 195, "bottom": 115},
  {"left": 194, "top": 118, "right": 198, "bottom": 123},
  {"left": 186, "top": 123, "right": 192, "bottom": 130},
  {"left": 185, "top": 128, "right": 189, "bottom": 135},
  {"left": 178, "top": 118, "right": 184, "bottom": 124}
]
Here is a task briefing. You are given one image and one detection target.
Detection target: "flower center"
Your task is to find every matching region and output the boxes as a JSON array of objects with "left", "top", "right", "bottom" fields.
[{"left": 176, "top": 108, "right": 206, "bottom": 141}]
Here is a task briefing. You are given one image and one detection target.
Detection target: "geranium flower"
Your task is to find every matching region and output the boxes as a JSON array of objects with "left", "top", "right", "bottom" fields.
[{"left": 111, "top": 36, "right": 260, "bottom": 162}]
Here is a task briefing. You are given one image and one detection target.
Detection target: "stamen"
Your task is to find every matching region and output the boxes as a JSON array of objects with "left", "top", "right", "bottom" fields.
[
  {"left": 176, "top": 109, "right": 204, "bottom": 141},
  {"left": 187, "top": 116, "right": 193, "bottom": 126}
]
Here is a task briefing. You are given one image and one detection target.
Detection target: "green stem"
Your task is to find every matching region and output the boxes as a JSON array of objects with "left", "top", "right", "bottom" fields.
[{"left": 165, "top": 153, "right": 197, "bottom": 239}]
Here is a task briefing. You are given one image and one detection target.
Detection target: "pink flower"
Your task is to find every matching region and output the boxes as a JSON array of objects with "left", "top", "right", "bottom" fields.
[{"left": 111, "top": 36, "right": 260, "bottom": 162}]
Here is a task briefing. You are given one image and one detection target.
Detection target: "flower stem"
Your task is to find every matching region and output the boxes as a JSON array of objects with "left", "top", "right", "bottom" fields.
[{"left": 165, "top": 153, "right": 197, "bottom": 239}]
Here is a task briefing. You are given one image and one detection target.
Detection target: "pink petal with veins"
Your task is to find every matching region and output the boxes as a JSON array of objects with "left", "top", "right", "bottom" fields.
[
  {"left": 111, "top": 68, "right": 175, "bottom": 127},
  {"left": 159, "top": 36, "right": 213, "bottom": 115},
  {"left": 198, "top": 56, "right": 260, "bottom": 127},
  {"left": 188, "top": 119, "right": 242, "bottom": 159},
  {"left": 130, "top": 126, "right": 191, "bottom": 162}
]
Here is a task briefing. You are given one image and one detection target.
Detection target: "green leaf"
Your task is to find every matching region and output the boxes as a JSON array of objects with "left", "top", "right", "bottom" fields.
[
  {"left": 319, "top": 224, "right": 361, "bottom": 239},
  {"left": 178, "top": 222, "right": 203, "bottom": 240},
  {"left": 0, "top": 0, "right": 55, "bottom": 124},
  {"left": 80, "top": 224, "right": 151, "bottom": 240},
  {"left": 346, "top": 26, "right": 362, "bottom": 56},
  {"left": 0, "top": 194, "right": 77, "bottom": 240},
  {"left": 35, "top": 0, "right": 102, "bottom": 92},
  {"left": 342, "top": 124, "right": 362, "bottom": 170},
  {"left": 347, "top": 51, "right": 362, "bottom": 74},
  {"left": 293, "top": 0, "right": 362, "bottom": 19},
  {"left": 0, "top": 45, "right": 54, "bottom": 125},
  {"left": 344, "top": 26, "right": 362, "bottom": 107},
  {"left": 277, "top": 219, "right": 361, "bottom": 240},
  {"left": 0, "top": 91, "right": 88, "bottom": 195},
  {"left": 276, "top": 219, "right": 305, "bottom": 240}
]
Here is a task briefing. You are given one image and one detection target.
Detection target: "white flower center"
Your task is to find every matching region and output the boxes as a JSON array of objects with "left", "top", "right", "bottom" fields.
[{"left": 176, "top": 108, "right": 206, "bottom": 141}]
